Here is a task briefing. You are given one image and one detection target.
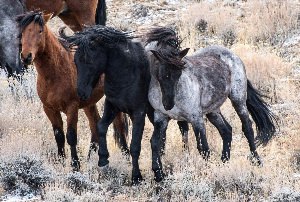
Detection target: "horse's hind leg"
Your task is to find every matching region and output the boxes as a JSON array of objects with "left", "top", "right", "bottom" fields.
[
  {"left": 191, "top": 116, "right": 210, "bottom": 159},
  {"left": 112, "top": 112, "right": 130, "bottom": 155},
  {"left": 83, "top": 105, "right": 100, "bottom": 159},
  {"left": 43, "top": 106, "right": 65, "bottom": 158},
  {"left": 230, "top": 99, "right": 262, "bottom": 165},
  {"left": 66, "top": 104, "right": 80, "bottom": 170},
  {"left": 207, "top": 112, "right": 232, "bottom": 162}
]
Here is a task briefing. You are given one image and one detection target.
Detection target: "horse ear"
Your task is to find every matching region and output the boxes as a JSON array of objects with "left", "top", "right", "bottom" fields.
[
  {"left": 179, "top": 48, "right": 190, "bottom": 59},
  {"left": 43, "top": 13, "right": 53, "bottom": 23},
  {"left": 150, "top": 50, "right": 162, "bottom": 62}
]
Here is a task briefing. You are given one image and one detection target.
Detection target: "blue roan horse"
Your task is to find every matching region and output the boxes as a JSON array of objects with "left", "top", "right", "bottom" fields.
[
  {"left": 147, "top": 44, "right": 277, "bottom": 181},
  {"left": 0, "top": 0, "right": 26, "bottom": 77}
]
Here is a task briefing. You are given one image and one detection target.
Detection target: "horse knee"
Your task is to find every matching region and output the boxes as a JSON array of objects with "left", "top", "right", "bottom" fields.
[{"left": 66, "top": 127, "right": 77, "bottom": 146}]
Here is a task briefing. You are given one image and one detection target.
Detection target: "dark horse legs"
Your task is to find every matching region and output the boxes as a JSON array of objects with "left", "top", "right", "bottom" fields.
[
  {"left": 97, "top": 99, "right": 146, "bottom": 185},
  {"left": 151, "top": 111, "right": 168, "bottom": 182},
  {"left": 43, "top": 106, "right": 65, "bottom": 157},
  {"left": 192, "top": 117, "right": 210, "bottom": 159},
  {"left": 66, "top": 104, "right": 80, "bottom": 170},
  {"left": 232, "top": 102, "right": 262, "bottom": 165},
  {"left": 207, "top": 112, "right": 232, "bottom": 162}
]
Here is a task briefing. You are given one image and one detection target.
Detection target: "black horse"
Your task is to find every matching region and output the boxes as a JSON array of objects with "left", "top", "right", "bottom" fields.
[
  {"left": 0, "top": 0, "right": 26, "bottom": 78},
  {"left": 61, "top": 26, "right": 153, "bottom": 184},
  {"left": 60, "top": 26, "right": 188, "bottom": 184}
]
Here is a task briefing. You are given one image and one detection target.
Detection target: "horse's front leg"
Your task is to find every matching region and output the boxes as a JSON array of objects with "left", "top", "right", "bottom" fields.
[
  {"left": 43, "top": 105, "right": 65, "bottom": 158},
  {"left": 177, "top": 121, "right": 189, "bottom": 151},
  {"left": 191, "top": 115, "right": 210, "bottom": 159},
  {"left": 66, "top": 104, "right": 80, "bottom": 170},
  {"left": 83, "top": 104, "right": 101, "bottom": 159},
  {"left": 130, "top": 110, "right": 147, "bottom": 185},
  {"left": 151, "top": 111, "right": 169, "bottom": 182},
  {"left": 97, "top": 100, "right": 118, "bottom": 167}
]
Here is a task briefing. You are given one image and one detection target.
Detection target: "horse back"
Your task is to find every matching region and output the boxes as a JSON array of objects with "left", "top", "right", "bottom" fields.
[{"left": 185, "top": 53, "right": 231, "bottom": 113}]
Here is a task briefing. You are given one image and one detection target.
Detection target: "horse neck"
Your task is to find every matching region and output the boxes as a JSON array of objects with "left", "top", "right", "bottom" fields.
[{"left": 34, "top": 26, "right": 72, "bottom": 79}]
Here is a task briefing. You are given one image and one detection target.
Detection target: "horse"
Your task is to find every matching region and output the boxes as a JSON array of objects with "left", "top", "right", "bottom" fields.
[
  {"left": 147, "top": 45, "right": 277, "bottom": 182},
  {"left": 17, "top": 11, "right": 128, "bottom": 170},
  {"left": 60, "top": 25, "right": 190, "bottom": 184},
  {"left": 24, "top": 0, "right": 106, "bottom": 31},
  {"left": 0, "top": 0, "right": 26, "bottom": 78}
]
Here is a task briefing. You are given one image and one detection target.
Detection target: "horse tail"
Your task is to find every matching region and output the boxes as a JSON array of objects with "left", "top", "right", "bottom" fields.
[
  {"left": 246, "top": 80, "right": 277, "bottom": 146},
  {"left": 95, "top": 0, "right": 106, "bottom": 25},
  {"left": 113, "top": 113, "right": 129, "bottom": 152}
]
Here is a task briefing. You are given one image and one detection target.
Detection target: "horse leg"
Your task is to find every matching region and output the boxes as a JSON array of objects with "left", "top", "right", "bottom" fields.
[
  {"left": 129, "top": 109, "right": 147, "bottom": 185},
  {"left": 177, "top": 121, "right": 189, "bottom": 151},
  {"left": 112, "top": 113, "right": 130, "bottom": 155},
  {"left": 231, "top": 101, "right": 262, "bottom": 165},
  {"left": 151, "top": 111, "right": 169, "bottom": 182},
  {"left": 191, "top": 116, "right": 210, "bottom": 159},
  {"left": 207, "top": 112, "right": 232, "bottom": 162},
  {"left": 66, "top": 104, "right": 80, "bottom": 170},
  {"left": 43, "top": 106, "right": 65, "bottom": 158},
  {"left": 83, "top": 105, "right": 101, "bottom": 159},
  {"left": 97, "top": 100, "right": 118, "bottom": 167}
]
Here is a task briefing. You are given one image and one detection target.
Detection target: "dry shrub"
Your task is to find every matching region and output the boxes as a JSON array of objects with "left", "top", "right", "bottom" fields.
[
  {"left": 179, "top": 0, "right": 299, "bottom": 48},
  {"left": 238, "top": 0, "right": 299, "bottom": 45},
  {"left": 0, "top": 154, "right": 53, "bottom": 197}
]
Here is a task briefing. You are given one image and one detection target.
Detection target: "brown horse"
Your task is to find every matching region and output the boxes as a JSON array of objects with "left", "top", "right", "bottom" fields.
[
  {"left": 24, "top": 0, "right": 106, "bottom": 31},
  {"left": 17, "top": 11, "right": 127, "bottom": 170}
]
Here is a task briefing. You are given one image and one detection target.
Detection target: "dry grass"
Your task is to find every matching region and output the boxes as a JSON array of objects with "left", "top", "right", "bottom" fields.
[{"left": 0, "top": 0, "right": 300, "bottom": 201}]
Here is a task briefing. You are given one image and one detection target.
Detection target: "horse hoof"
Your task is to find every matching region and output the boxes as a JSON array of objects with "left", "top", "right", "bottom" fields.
[
  {"left": 154, "top": 170, "right": 165, "bottom": 182},
  {"left": 221, "top": 153, "right": 230, "bottom": 163},
  {"left": 249, "top": 151, "right": 263, "bottom": 167},
  {"left": 132, "top": 175, "right": 144, "bottom": 186},
  {"left": 71, "top": 160, "right": 80, "bottom": 171},
  {"left": 98, "top": 159, "right": 109, "bottom": 167},
  {"left": 201, "top": 150, "right": 210, "bottom": 160}
]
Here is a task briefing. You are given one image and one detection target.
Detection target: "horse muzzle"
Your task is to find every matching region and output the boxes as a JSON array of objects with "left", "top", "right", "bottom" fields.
[
  {"left": 20, "top": 52, "right": 33, "bottom": 65},
  {"left": 162, "top": 100, "right": 175, "bottom": 111}
]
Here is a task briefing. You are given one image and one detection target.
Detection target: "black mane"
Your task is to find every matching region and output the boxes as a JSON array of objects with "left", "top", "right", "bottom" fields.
[
  {"left": 60, "top": 25, "right": 134, "bottom": 53},
  {"left": 16, "top": 11, "right": 44, "bottom": 31},
  {"left": 145, "top": 27, "right": 181, "bottom": 49},
  {"left": 154, "top": 49, "right": 186, "bottom": 69}
]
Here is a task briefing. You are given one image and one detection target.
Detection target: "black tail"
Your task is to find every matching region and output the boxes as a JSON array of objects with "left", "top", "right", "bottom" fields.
[
  {"left": 113, "top": 114, "right": 129, "bottom": 153},
  {"left": 246, "top": 80, "right": 277, "bottom": 146},
  {"left": 95, "top": 0, "right": 106, "bottom": 25}
]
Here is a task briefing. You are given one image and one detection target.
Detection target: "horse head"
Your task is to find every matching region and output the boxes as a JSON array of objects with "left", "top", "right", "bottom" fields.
[
  {"left": 17, "top": 11, "right": 52, "bottom": 66},
  {"left": 151, "top": 48, "right": 189, "bottom": 111},
  {"left": 60, "top": 25, "right": 132, "bottom": 101}
]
